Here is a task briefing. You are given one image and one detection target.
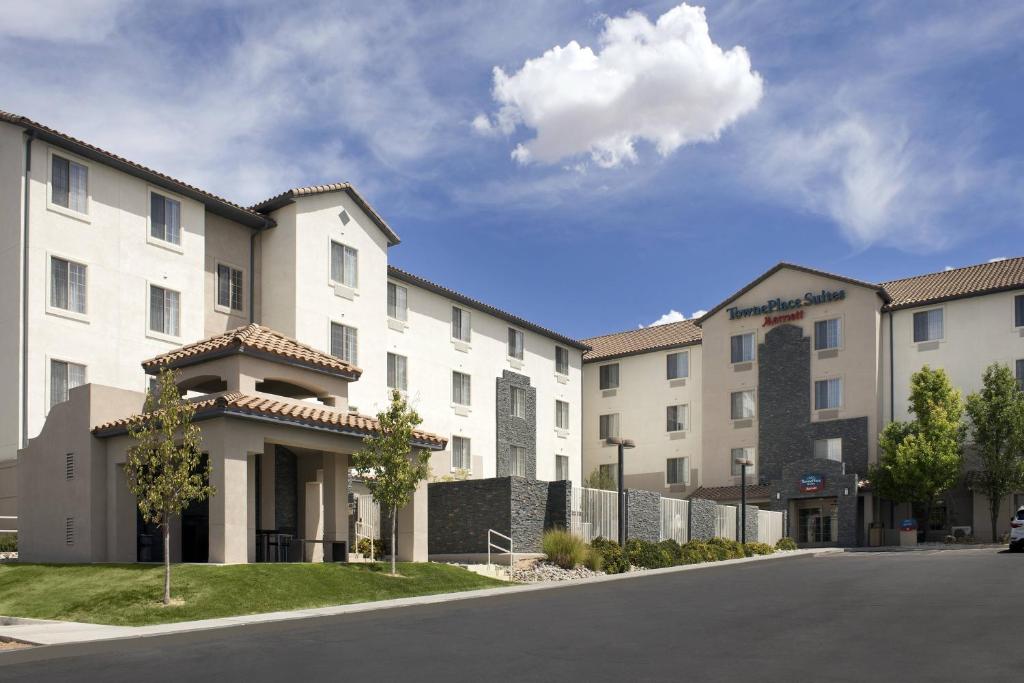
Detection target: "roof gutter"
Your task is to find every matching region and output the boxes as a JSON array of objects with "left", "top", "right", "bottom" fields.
[{"left": 20, "top": 131, "right": 33, "bottom": 449}]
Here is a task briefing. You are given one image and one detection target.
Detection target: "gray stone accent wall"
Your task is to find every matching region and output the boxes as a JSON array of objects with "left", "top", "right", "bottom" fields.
[
  {"left": 496, "top": 371, "right": 537, "bottom": 479},
  {"left": 274, "top": 446, "right": 297, "bottom": 536},
  {"left": 688, "top": 498, "right": 718, "bottom": 541},
  {"left": 546, "top": 479, "right": 572, "bottom": 531},
  {"left": 511, "top": 478, "right": 551, "bottom": 552},
  {"left": 739, "top": 504, "right": 759, "bottom": 543},
  {"left": 626, "top": 489, "right": 662, "bottom": 543},
  {"left": 428, "top": 478, "right": 511, "bottom": 554},
  {"left": 776, "top": 459, "right": 858, "bottom": 547}
]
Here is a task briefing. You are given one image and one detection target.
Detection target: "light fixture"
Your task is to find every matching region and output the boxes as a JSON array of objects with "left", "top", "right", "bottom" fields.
[{"left": 844, "top": 487, "right": 850, "bottom": 496}]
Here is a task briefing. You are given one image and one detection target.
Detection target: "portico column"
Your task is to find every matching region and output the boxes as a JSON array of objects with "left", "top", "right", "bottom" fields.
[
  {"left": 396, "top": 478, "right": 428, "bottom": 562},
  {"left": 209, "top": 441, "right": 254, "bottom": 564},
  {"left": 322, "top": 452, "right": 349, "bottom": 561}
]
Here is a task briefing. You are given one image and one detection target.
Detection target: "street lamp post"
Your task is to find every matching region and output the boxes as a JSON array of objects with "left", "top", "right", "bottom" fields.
[
  {"left": 606, "top": 437, "right": 635, "bottom": 548},
  {"left": 734, "top": 457, "right": 753, "bottom": 544}
]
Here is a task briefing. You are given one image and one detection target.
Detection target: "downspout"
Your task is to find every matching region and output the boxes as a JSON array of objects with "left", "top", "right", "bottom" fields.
[
  {"left": 888, "top": 311, "right": 894, "bottom": 423},
  {"left": 249, "top": 230, "right": 257, "bottom": 324},
  {"left": 20, "top": 132, "right": 34, "bottom": 449}
]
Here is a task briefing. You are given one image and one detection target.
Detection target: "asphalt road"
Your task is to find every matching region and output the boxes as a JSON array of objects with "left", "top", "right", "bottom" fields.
[{"left": 1, "top": 549, "right": 1020, "bottom": 682}]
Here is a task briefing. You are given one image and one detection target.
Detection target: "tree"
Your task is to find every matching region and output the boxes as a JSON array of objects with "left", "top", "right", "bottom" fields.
[
  {"left": 869, "top": 366, "right": 965, "bottom": 537},
  {"left": 125, "top": 368, "right": 214, "bottom": 605},
  {"left": 965, "top": 363, "right": 1024, "bottom": 542},
  {"left": 351, "top": 390, "right": 431, "bottom": 575},
  {"left": 585, "top": 467, "right": 616, "bottom": 491}
]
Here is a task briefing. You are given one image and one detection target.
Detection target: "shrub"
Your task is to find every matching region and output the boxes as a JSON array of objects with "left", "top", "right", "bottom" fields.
[
  {"left": 680, "top": 540, "right": 716, "bottom": 564},
  {"left": 542, "top": 529, "right": 588, "bottom": 570},
  {"left": 590, "top": 537, "right": 629, "bottom": 574},
  {"left": 0, "top": 534, "right": 15, "bottom": 553},
  {"left": 775, "top": 537, "right": 798, "bottom": 551},
  {"left": 357, "top": 537, "right": 389, "bottom": 560},
  {"left": 706, "top": 537, "right": 746, "bottom": 560},
  {"left": 743, "top": 542, "right": 775, "bottom": 557},
  {"left": 582, "top": 546, "right": 604, "bottom": 572},
  {"left": 626, "top": 538, "right": 673, "bottom": 569},
  {"left": 657, "top": 539, "right": 683, "bottom": 564}
]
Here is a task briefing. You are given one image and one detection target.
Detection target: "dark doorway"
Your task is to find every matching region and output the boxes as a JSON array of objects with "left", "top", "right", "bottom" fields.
[
  {"left": 181, "top": 497, "right": 209, "bottom": 562},
  {"left": 137, "top": 510, "right": 163, "bottom": 563}
]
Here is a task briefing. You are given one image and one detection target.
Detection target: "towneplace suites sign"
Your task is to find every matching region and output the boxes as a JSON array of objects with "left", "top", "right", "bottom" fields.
[
  {"left": 799, "top": 474, "right": 826, "bottom": 493},
  {"left": 727, "top": 289, "right": 847, "bottom": 327}
]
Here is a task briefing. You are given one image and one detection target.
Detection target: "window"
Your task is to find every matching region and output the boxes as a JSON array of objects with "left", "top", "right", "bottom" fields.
[
  {"left": 451, "top": 307, "right": 471, "bottom": 342},
  {"left": 556, "top": 455, "right": 570, "bottom": 481},
  {"left": 814, "top": 378, "right": 843, "bottom": 410},
  {"left": 730, "top": 390, "right": 755, "bottom": 419},
  {"left": 731, "top": 332, "right": 755, "bottom": 363},
  {"left": 666, "top": 404, "right": 689, "bottom": 432},
  {"left": 330, "top": 241, "right": 358, "bottom": 288},
  {"left": 52, "top": 154, "right": 88, "bottom": 213},
  {"left": 599, "top": 413, "right": 619, "bottom": 440},
  {"left": 330, "top": 323, "right": 358, "bottom": 365},
  {"left": 1015, "top": 295, "right": 1024, "bottom": 328},
  {"left": 452, "top": 371, "right": 471, "bottom": 406},
  {"left": 216, "top": 264, "right": 243, "bottom": 312},
  {"left": 508, "top": 328, "right": 524, "bottom": 360},
  {"left": 387, "top": 353, "right": 407, "bottom": 391},
  {"left": 731, "top": 447, "right": 754, "bottom": 476},
  {"left": 913, "top": 308, "right": 943, "bottom": 342},
  {"left": 814, "top": 438, "right": 843, "bottom": 462},
  {"left": 149, "top": 285, "right": 180, "bottom": 336},
  {"left": 666, "top": 457, "right": 689, "bottom": 485},
  {"left": 50, "top": 360, "right": 86, "bottom": 409},
  {"left": 666, "top": 351, "right": 689, "bottom": 379},
  {"left": 451, "top": 436, "right": 471, "bottom": 470},
  {"left": 510, "top": 385, "right": 526, "bottom": 418},
  {"left": 555, "top": 346, "right": 570, "bottom": 375},
  {"left": 599, "top": 463, "right": 618, "bottom": 484},
  {"left": 555, "top": 400, "right": 570, "bottom": 430},
  {"left": 387, "top": 282, "right": 408, "bottom": 321},
  {"left": 50, "top": 257, "right": 87, "bottom": 314},
  {"left": 65, "top": 453, "right": 75, "bottom": 480},
  {"left": 510, "top": 446, "right": 527, "bottom": 477},
  {"left": 150, "top": 192, "right": 181, "bottom": 245},
  {"left": 1016, "top": 359, "right": 1024, "bottom": 390},
  {"left": 814, "top": 318, "right": 842, "bottom": 350},
  {"left": 599, "top": 363, "right": 619, "bottom": 390}
]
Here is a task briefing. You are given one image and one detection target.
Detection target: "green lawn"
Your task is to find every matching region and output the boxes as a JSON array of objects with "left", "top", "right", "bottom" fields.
[{"left": 0, "top": 562, "right": 506, "bottom": 626}]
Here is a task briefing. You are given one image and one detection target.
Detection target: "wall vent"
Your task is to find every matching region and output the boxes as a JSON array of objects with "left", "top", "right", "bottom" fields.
[
  {"left": 65, "top": 453, "right": 75, "bottom": 480},
  {"left": 65, "top": 517, "right": 75, "bottom": 545}
]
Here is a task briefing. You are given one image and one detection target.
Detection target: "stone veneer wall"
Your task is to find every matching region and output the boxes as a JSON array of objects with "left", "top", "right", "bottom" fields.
[
  {"left": 626, "top": 489, "right": 662, "bottom": 543},
  {"left": 274, "top": 445, "right": 298, "bottom": 536},
  {"left": 776, "top": 459, "right": 858, "bottom": 546},
  {"left": 688, "top": 498, "right": 718, "bottom": 541},
  {"left": 739, "top": 504, "right": 759, "bottom": 543},
  {"left": 496, "top": 371, "right": 537, "bottom": 479}
]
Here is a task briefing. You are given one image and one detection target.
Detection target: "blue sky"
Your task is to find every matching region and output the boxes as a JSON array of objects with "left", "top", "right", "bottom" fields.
[{"left": 3, "top": 1, "right": 1022, "bottom": 339}]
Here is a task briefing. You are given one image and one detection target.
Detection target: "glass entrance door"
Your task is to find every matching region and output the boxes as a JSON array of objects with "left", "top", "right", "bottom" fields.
[{"left": 798, "top": 502, "right": 838, "bottom": 544}]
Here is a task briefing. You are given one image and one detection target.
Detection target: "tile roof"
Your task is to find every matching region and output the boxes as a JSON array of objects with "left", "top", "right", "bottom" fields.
[
  {"left": 881, "top": 256, "right": 1024, "bottom": 311},
  {"left": 387, "top": 265, "right": 590, "bottom": 350},
  {"left": 0, "top": 110, "right": 273, "bottom": 230},
  {"left": 141, "top": 324, "right": 360, "bottom": 379},
  {"left": 249, "top": 183, "right": 401, "bottom": 245},
  {"left": 582, "top": 319, "right": 702, "bottom": 362},
  {"left": 91, "top": 391, "right": 447, "bottom": 449},
  {"left": 689, "top": 484, "right": 772, "bottom": 502}
]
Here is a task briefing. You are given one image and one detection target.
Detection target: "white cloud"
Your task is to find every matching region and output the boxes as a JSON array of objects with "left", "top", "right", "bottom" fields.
[
  {"left": 478, "top": 3, "right": 763, "bottom": 168},
  {"left": 0, "top": 0, "right": 132, "bottom": 43},
  {"left": 988, "top": 256, "right": 1007, "bottom": 262},
  {"left": 647, "top": 309, "right": 707, "bottom": 326}
]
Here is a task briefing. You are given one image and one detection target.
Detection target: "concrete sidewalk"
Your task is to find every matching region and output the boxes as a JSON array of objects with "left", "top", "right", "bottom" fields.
[{"left": 0, "top": 548, "right": 836, "bottom": 647}]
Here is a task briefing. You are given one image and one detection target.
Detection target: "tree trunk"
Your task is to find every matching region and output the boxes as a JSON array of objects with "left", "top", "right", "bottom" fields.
[
  {"left": 390, "top": 505, "right": 397, "bottom": 576},
  {"left": 162, "top": 521, "right": 171, "bottom": 605},
  {"left": 990, "top": 495, "right": 1001, "bottom": 544},
  {"left": 922, "top": 501, "right": 932, "bottom": 544}
]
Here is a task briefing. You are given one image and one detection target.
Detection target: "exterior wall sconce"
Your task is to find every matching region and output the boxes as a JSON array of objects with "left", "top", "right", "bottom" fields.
[
  {"left": 843, "top": 487, "right": 850, "bottom": 496},
  {"left": 775, "top": 492, "right": 781, "bottom": 500}
]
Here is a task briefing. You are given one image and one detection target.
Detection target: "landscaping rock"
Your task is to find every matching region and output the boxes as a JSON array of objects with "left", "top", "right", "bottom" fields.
[{"left": 508, "top": 561, "right": 603, "bottom": 583}]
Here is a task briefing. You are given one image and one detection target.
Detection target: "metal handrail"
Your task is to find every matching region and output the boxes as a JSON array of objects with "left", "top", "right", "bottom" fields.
[
  {"left": 0, "top": 516, "right": 15, "bottom": 534},
  {"left": 487, "top": 528, "right": 513, "bottom": 568}
]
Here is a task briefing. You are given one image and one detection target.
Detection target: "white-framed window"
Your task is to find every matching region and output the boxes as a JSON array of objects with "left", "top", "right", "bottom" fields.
[
  {"left": 50, "top": 256, "right": 87, "bottom": 314},
  {"left": 555, "top": 346, "right": 570, "bottom": 375},
  {"left": 451, "top": 306, "right": 471, "bottom": 342},
  {"left": 731, "top": 447, "right": 755, "bottom": 476},
  {"left": 330, "top": 323, "right": 358, "bottom": 365},
  {"left": 451, "top": 436, "right": 471, "bottom": 470},
  {"left": 599, "top": 413, "right": 619, "bottom": 440},
  {"left": 814, "top": 377, "right": 843, "bottom": 410},
  {"left": 814, "top": 318, "right": 842, "bottom": 351},
  {"left": 330, "top": 241, "right": 358, "bottom": 288},
  {"left": 666, "top": 404, "right": 689, "bottom": 432},
  {"left": 387, "top": 282, "right": 408, "bottom": 321},
  {"left": 814, "top": 437, "right": 843, "bottom": 462},
  {"left": 555, "top": 400, "right": 570, "bottom": 430},
  {"left": 50, "top": 359, "right": 86, "bottom": 409},
  {"left": 149, "top": 285, "right": 180, "bottom": 337},
  {"left": 556, "top": 454, "right": 570, "bottom": 481},
  {"left": 731, "top": 332, "right": 755, "bottom": 363},
  {"left": 216, "top": 263, "right": 243, "bottom": 312},
  {"left": 150, "top": 192, "right": 182, "bottom": 245},
  {"left": 666, "top": 457, "right": 689, "bottom": 485},
  {"left": 730, "top": 390, "right": 755, "bottom": 420},
  {"left": 510, "top": 385, "right": 526, "bottom": 418},
  {"left": 599, "top": 463, "right": 618, "bottom": 483},
  {"left": 510, "top": 446, "right": 527, "bottom": 477},
  {"left": 599, "top": 363, "right": 619, "bottom": 390},
  {"left": 51, "top": 153, "right": 88, "bottom": 214},
  {"left": 508, "top": 327, "right": 524, "bottom": 360},
  {"left": 452, "top": 371, "right": 471, "bottom": 406},
  {"left": 1015, "top": 295, "right": 1024, "bottom": 328},
  {"left": 387, "top": 352, "right": 407, "bottom": 391},
  {"left": 666, "top": 351, "right": 689, "bottom": 379},
  {"left": 912, "top": 308, "right": 943, "bottom": 342}
]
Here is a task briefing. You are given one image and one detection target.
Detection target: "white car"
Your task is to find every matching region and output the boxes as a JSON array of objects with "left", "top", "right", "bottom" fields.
[{"left": 1011, "top": 507, "right": 1024, "bottom": 552}]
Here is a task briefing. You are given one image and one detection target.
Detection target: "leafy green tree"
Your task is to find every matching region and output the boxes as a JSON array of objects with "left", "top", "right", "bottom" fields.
[
  {"left": 125, "top": 368, "right": 214, "bottom": 605},
  {"left": 965, "top": 363, "right": 1024, "bottom": 542},
  {"left": 585, "top": 467, "right": 616, "bottom": 491},
  {"left": 869, "top": 366, "right": 965, "bottom": 537},
  {"left": 351, "top": 390, "right": 431, "bottom": 575}
]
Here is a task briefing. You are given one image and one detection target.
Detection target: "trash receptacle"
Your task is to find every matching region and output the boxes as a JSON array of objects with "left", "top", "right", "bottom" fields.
[
  {"left": 899, "top": 518, "right": 918, "bottom": 546},
  {"left": 331, "top": 541, "right": 348, "bottom": 563}
]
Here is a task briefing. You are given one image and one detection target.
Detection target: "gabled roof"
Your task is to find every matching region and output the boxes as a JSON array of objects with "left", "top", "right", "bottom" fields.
[
  {"left": 0, "top": 110, "right": 274, "bottom": 230},
  {"left": 582, "top": 320, "right": 702, "bottom": 363},
  {"left": 882, "top": 256, "right": 1024, "bottom": 311},
  {"left": 142, "top": 324, "right": 360, "bottom": 380},
  {"left": 91, "top": 391, "right": 446, "bottom": 449},
  {"left": 696, "top": 262, "right": 890, "bottom": 325},
  {"left": 250, "top": 183, "right": 401, "bottom": 246},
  {"left": 387, "top": 265, "right": 590, "bottom": 351}
]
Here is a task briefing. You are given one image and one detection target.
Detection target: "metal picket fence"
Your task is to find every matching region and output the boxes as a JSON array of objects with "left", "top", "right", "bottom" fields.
[
  {"left": 659, "top": 498, "right": 689, "bottom": 544},
  {"left": 715, "top": 504, "right": 738, "bottom": 540},
  {"left": 757, "top": 509, "right": 785, "bottom": 545},
  {"left": 570, "top": 486, "right": 618, "bottom": 543},
  {"left": 353, "top": 493, "right": 380, "bottom": 553}
]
